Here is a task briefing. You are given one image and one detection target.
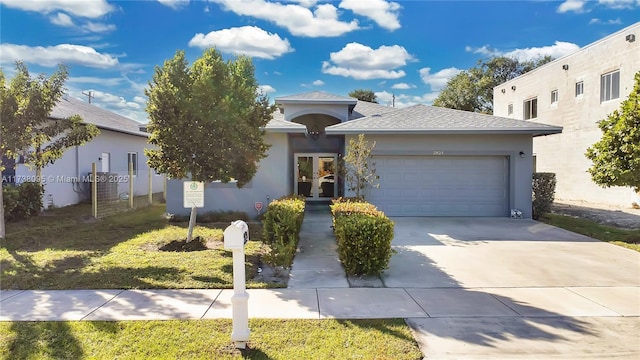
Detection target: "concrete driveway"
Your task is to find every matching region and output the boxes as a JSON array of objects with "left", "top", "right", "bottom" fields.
[{"left": 385, "top": 217, "right": 640, "bottom": 359}]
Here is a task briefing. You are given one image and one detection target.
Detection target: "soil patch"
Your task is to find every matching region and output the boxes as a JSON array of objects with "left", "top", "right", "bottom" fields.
[{"left": 159, "top": 237, "right": 208, "bottom": 252}]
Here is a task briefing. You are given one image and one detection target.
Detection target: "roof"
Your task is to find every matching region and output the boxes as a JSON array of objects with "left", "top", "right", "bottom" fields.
[
  {"left": 325, "top": 104, "right": 562, "bottom": 137},
  {"left": 275, "top": 91, "right": 357, "bottom": 105},
  {"left": 349, "top": 100, "right": 398, "bottom": 120},
  {"left": 263, "top": 110, "right": 306, "bottom": 133},
  {"left": 51, "top": 96, "right": 148, "bottom": 137}
]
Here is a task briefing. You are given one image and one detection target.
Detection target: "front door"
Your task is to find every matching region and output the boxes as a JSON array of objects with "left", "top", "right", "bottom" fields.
[{"left": 295, "top": 153, "right": 337, "bottom": 200}]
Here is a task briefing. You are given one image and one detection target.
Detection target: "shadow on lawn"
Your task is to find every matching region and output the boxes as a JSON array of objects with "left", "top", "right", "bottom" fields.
[{"left": 7, "top": 322, "right": 84, "bottom": 359}]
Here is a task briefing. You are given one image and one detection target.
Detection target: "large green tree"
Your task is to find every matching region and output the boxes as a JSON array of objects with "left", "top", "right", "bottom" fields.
[
  {"left": 348, "top": 89, "right": 378, "bottom": 103},
  {"left": 145, "top": 48, "right": 275, "bottom": 241},
  {"left": 586, "top": 71, "right": 640, "bottom": 195},
  {"left": 433, "top": 56, "right": 552, "bottom": 114},
  {"left": 0, "top": 62, "right": 98, "bottom": 238}
]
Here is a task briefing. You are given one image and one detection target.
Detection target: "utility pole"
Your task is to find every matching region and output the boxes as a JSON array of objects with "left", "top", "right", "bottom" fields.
[
  {"left": 82, "top": 90, "right": 94, "bottom": 104},
  {"left": 392, "top": 93, "right": 395, "bottom": 108}
]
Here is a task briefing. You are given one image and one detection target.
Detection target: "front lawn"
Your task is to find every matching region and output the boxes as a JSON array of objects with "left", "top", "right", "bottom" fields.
[
  {"left": 541, "top": 213, "right": 640, "bottom": 252},
  {"left": 0, "top": 319, "right": 423, "bottom": 360},
  {"left": 0, "top": 204, "right": 278, "bottom": 289}
]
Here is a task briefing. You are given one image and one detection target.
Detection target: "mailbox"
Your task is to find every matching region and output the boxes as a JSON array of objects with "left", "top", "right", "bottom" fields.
[{"left": 224, "top": 220, "right": 249, "bottom": 250}]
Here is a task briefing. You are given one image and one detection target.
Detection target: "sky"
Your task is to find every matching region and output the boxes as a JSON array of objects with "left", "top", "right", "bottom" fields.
[{"left": 1, "top": 0, "right": 639, "bottom": 124}]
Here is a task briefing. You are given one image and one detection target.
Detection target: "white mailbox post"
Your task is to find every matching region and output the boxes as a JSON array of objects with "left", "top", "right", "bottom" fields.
[{"left": 223, "top": 220, "right": 250, "bottom": 349}]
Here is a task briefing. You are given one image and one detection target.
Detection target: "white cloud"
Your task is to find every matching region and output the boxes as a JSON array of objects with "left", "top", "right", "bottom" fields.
[
  {"left": 339, "top": 0, "right": 401, "bottom": 31},
  {"left": 68, "top": 76, "right": 124, "bottom": 87},
  {"left": 0, "top": 0, "right": 114, "bottom": 18},
  {"left": 321, "top": 42, "right": 413, "bottom": 80},
  {"left": 82, "top": 21, "right": 116, "bottom": 33},
  {"left": 419, "top": 67, "right": 461, "bottom": 91},
  {"left": 158, "top": 0, "right": 190, "bottom": 9},
  {"left": 210, "top": 0, "right": 360, "bottom": 37},
  {"left": 465, "top": 41, "right": 580, "bottom": 62},
  {"left": 589, "top": 17, "right": 623, "bottom": 24},
  {"left": 598, "top": 0, "right": 638, "bottom": 9},
  {"left": 375, "top": 90, "right": 439, "bottom": 108},
  {"left": 0, "top": 43, "right": 119, "bottom": 68},
  {"left": 133, "top": 96, "right": 147, "bottom": 104},
  {"left": 391, "top": 82, "right": 415, "bottom": 90},
  {"left": 189, "top": 26, "right": 293, "bottom": 59},
  {"left": 258, "top": 84, "right": 276, "bottom": 94},
  {"left": 312, "top": 79, "right": 324, "bottom": 86},
  {"left": 50, "top": 12, "right": 73, "bottom": 26},
  {"left": 290, "top": 0, "right": 317, "bottom": 7},
  {"left": 557, "top": 0, "right": 587, "bottom": 13}
]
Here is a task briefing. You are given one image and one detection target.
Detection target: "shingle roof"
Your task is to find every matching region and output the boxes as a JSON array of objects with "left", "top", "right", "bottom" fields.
[
  {"left": 326, "top": 104, "right": 562, "bottom": 137},
  {"left": 349, "top": 100, "right": 397, "bottom": 120},
  {"left": 275, "top": 91, "right": 357, "bottom": 104},
  {"left": 263, "top": 110, "right": 306, "bottom": 133},
  {"left": 51, "top": 96, "right": 148, "bottom": 137}
]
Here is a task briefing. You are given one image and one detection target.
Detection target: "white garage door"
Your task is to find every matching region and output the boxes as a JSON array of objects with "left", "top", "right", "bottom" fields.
[{"left": 369, "top": 156, "right": 509, "bottom": 217}]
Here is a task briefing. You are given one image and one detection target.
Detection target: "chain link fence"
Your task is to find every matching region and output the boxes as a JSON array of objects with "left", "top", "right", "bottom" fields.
[{"left": 91, "top": 162, "right": 166, "bottom": 218}]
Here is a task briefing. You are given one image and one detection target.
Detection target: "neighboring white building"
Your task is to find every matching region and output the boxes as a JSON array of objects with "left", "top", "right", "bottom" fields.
[
  {"left": 9, "top": 96, "right": 163, "bottom": 208},
  {"left": 494, "top": 22, "right": 640, "bottom": 208}
]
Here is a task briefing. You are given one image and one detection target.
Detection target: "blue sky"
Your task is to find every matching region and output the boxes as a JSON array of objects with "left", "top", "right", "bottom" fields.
[{"left": 1, "top": 0, "right": 639, "bottom": 123}]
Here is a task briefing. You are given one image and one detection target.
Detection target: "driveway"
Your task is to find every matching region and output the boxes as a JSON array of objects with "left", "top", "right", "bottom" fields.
[{"left": 385, "top": 217, "right": 640, "bottom": 359}]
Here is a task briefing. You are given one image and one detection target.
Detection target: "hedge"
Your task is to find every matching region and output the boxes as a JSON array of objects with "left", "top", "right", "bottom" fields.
[
  {"left": 331, "top": 199, "right": 394, "bottom": 276},
  {"left": 261, "top": 194, "right": 306, "bottom": 269},
  {"left": 532, "top": 172, "right": 556, "bottom": 220},
  {"left": 3, "top": 181, "right": 44, "bottom": 221}
]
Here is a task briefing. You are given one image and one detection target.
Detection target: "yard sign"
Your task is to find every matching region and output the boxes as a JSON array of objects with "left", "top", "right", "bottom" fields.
[{"left": 183, "top": 181, "right": 205, "bottom": 208}]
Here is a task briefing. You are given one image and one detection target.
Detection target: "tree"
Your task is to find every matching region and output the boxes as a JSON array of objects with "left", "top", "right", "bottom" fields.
[
  {"left": 145, "top": 48, "right": 276, "bottom": 242},
  {"left": 433, "top": 56, "right": 552, "bottom": 114},
  {"left": 586, "top": 71, "right": 640, "bottom": 195},
  {"left": 0, "top": 62, "right": 98, "bottom": 238},
  {"left": 348, "top": 89, "right": 378, "bottom": 103},
  {"left": 342, "top": 134, "right": 379, "bottom": 199}
]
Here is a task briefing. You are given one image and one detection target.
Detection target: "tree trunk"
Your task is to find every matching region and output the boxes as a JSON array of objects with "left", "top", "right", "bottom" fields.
[{"left": 186, "top": 206, "right": 197, "bottom": 243}]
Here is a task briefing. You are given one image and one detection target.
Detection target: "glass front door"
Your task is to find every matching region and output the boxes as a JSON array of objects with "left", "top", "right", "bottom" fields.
[{"left": 295, "top": 153, "right": 337, "bottom": 200}]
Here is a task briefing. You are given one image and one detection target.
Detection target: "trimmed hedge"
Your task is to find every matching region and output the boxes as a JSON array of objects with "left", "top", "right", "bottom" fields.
[
  {"left": 261, "top": 194, "right": 306, "bottom": 269},
  {"left": 3, "top": 181, "right": 44, "bottom": 221},
  {"left": 330, "top": 199, "right": 394, "bottom": 276},
  {"left": 532, "top": 172, "right": 556, "bottom": 220}
]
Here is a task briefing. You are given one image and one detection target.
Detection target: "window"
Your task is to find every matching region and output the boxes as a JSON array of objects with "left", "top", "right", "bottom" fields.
[
  {"left": 575, "top": 81, "right": 584, "bottom": 97},
  {"left": 551, "top": 89, "right": 558, "bottom": 104},
  {"left": 127, "top": 152, "right": 138, "bottom": 176},
  {"left": 523, "top": 97, "right": 537, "bottom": 120},
  {"left": 507, "top": 103, "right": 513, "bottom": 115},
  {"left": 601, "top": 70, "right": 620, "bottom": 102}
]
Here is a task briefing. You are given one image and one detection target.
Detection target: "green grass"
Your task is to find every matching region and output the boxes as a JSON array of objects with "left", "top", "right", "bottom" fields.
[
  {"left": 0, "top": 319, "right": 423, "bottom": 360},
  {"left": 1, "top": 204, "right": 277, "bottom": 289},
  {"left": 541, "top": 213, "right": 640, "bottom": 252}
]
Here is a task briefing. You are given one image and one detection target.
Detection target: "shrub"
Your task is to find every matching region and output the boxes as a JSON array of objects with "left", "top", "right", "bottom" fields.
[
  {"left": 333, "top": 212, "right": 395, "bottom": 276},
  {"left": 261, "top": 194, "right": 305, "bottom": 269},
  {"left": 2, "top": 181, "right": 44, "bottom": 221},
  {"left": 532, "top": 172, "right": 556, "bottom": 220}
]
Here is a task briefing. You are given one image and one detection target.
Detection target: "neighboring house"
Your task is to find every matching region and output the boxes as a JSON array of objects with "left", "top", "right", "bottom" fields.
[
  {"left": 166, "top": 91, "right": 561, "bottom": 219},
  {"left": 9, "top": 96, "right": 163, "bottom": 208},
  {"left": 493, "top": 22, "right": 640, "bottom": 207}
]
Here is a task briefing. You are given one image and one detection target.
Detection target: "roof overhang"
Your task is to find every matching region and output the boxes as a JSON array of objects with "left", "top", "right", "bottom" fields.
[
  {"left": 49, "top": 116, "right": 150, "bottom": 138},
  {"left": 325, "top": 127, "right": 563, "bottom": 137}
]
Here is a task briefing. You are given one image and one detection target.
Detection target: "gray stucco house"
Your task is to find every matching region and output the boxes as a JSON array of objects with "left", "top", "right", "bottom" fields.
[{"left": 166, "top": 91, "right": 561, "bottom": 219}]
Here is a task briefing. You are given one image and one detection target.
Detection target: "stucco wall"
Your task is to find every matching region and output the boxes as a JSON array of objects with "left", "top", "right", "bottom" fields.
[
  {"left": 494, "top": 24, "right": 640, "bottom": 207},
  {"left": 166, "top": 132, "right": 290, "bottom": 218},
  {"left": 15, "top": 129, "right": 164, "bottom": 208},
  {"left": 344, "top": 134, "right": 535, "bottom": 218}
]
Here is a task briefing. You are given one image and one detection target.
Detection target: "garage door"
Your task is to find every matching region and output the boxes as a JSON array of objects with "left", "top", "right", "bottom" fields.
[{"left": 368, "top": 156, "right": 509, "bottom": 217}]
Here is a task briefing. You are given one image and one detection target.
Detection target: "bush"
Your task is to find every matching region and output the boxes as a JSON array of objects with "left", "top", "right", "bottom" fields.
[
  {"left": 261, "top": 194, "right": 305, "bottom": 269},
  {"left": 333, "top": 213, "right": 395, "bottom": 276},
  {"left": 532, "top": 172, "right": 556, "bottom": 220},
  {"left": 331, "top": 199, "right": 394, "bottom": 276},
  {"left": 3, "top": 181, "right": 44, "bottom": 221}
]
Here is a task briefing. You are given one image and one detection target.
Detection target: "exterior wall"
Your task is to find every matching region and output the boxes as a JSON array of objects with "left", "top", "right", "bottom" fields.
[
  {"left": 15, "top": 129, "right": 163, "bottom": 208},
  {"left": 283, "top": 103, "right": 351, "bottom": 123},
  {"left": 344, "top": 134, "right": 535, "bottom": 218},
  {"left": 166, "top": 132, "right": 290, "bottom": 218},
  {"left": 494, "top": 23, "right": 640, "bottom": 207}
]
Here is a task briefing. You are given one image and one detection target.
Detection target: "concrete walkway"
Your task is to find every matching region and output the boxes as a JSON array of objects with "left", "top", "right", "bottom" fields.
[{"left": 287, "top": 205, "right": 349, "bottom": 288}]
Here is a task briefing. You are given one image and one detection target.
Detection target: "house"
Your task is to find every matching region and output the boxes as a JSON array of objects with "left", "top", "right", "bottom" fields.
[
  {"left": 493, "top": 22, "right": 640, "bottom": 208},
  {"left": 8, "top": 96, "right": 164, "bottom": 208},
  {"left": 166, "top": 91, "right": 561, "bottom": 218}
]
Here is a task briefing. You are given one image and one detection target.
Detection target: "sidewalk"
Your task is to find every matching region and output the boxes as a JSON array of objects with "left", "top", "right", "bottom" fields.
[{"left": 1, "top": 285, "right": 637, "bottom": 321}]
